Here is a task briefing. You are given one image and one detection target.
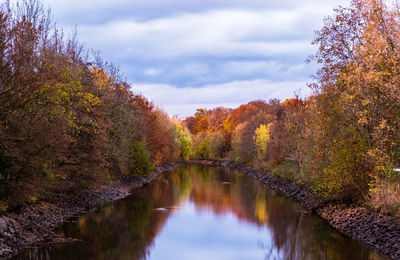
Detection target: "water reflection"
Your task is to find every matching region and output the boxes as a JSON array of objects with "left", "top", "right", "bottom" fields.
[{"left": 12, "top": 164, "right": 387, "bottom": 260}]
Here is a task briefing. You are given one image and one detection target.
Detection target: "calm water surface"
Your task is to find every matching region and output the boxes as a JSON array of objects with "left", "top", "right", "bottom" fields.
[{"left": 12, "top": 164, "right": 388, "bottom": 260}]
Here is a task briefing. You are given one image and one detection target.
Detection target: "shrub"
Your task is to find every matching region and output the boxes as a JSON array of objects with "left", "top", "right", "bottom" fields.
[
  {"left": 128, "top": 139, "right": 154, "bottom": 177},
  {"left": 208, "top": 131, "right": 224, "bottom": 160},
  {"left": 193, "top": 134, "right": 210, "bottom": 159},
  {"left": 173, "top": 119, "right": 193, "bottom": 160}
]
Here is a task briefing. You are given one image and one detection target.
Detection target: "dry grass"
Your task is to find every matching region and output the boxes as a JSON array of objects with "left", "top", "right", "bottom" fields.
[{"left": 370, "top": 180, "right": 400, "bottom": 218}]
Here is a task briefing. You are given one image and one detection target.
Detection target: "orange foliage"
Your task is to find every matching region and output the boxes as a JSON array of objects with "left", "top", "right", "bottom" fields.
[{"left": 196, "top": 116, "right": 209, "bottom": 133}]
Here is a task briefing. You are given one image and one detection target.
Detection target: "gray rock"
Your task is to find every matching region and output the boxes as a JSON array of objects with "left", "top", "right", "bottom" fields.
[{"left": 0, "top": 218, "right": 8, "bottom": 233}]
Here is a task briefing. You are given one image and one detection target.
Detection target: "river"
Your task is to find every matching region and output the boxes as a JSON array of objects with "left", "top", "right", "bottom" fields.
[{"left": 12, "top": 163, "right": 388, "bottom": 259}]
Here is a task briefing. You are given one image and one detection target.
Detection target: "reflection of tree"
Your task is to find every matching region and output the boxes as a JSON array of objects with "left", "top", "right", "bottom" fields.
[
  {"left": 260, "top": 189, "right": 378, "bottom": 260},
  {"left": 181, "top": 164, "right": 379, "bottom": 260},
  {"left": 16, "top": 164, "right": 382, "bottom": 260}
]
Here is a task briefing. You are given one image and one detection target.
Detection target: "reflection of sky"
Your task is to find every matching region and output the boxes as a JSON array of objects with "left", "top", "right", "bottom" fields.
[
  {"left": 13, "top": 165, "right": 388, "bottom": 260},
  {"left": 148, "top": 202, "right": 282, "bottom": 260}
]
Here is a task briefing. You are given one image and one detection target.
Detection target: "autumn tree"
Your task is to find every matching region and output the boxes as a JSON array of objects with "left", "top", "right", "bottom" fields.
[
  {"left": 0, "top": 0, "right": 179, "bottom": 211},
  {"left": 173, "top": 119, "right": 193, "bottom": 161},
  {"left": 282, "top": 98, "right": 310, "bottom": 179},
  {"left": 309, "top": 0, "right": 400, "bottom": 200},
  {"left": 254, "top": 124, "right": 271, "bottom": 160}
]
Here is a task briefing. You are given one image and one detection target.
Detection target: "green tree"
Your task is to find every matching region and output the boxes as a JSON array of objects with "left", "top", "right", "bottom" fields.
[
  {"left": 128, "top": 138, "right": 153, "bottom": 177},
  {"left": 173, "top": 119, "right": 193, "bottom": 160}
]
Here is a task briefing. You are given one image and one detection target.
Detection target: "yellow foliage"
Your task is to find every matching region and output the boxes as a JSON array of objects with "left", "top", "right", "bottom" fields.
[{"left": 254, "top": 123, "right": 272, "bottom": 159}]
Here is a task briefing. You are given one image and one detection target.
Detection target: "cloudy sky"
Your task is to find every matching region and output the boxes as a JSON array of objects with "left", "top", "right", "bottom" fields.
[{"left": 40, "top": 0, "right": 350, "bottom": 117}]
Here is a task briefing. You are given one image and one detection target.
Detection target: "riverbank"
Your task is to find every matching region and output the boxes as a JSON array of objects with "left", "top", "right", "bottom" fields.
[
  {"left": 0, "top": 163, "right": 175, "bottom": 258},
  {"left": 188, "top": 159, "right": 400, "bottom": 259}
]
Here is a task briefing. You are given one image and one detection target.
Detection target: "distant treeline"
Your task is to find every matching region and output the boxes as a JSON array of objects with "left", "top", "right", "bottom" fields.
[
  {"left": 0, "top": 1, "right": 183, "bottom": 211},
  {"left": 183, "top": 0, "right": 400, "bottom": 213}
]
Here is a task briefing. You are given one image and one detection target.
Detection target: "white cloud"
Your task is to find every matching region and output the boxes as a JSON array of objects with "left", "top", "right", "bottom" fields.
[
  {"left": 16, "top": 0, "right": 350, "bottom": 116},
  {"left": 219, "top": 61, "right": 281, "bottom": 76},
  {"left": 39, "top": 0, "right": 351, "bottom": 24},
  {"left": 144, "top": 68, "right": 162, "bottom": 76},
  {"left": 216, "top": 61, "right": 308, "bottom": 79},
  {"left": 131, "top": 79, "right": 310, "bottom": 117},
  {"left": 77, "top": 9, "right": 317, "bottom": 60}
]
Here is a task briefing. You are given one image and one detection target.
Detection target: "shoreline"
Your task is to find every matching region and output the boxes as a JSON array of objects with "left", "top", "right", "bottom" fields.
[
  {"left": 2, "top": 160, "right": 399, "bottom": 259},
  {"left": 0, "top": 163, "right": 175, "bottom": 258},
  {"left": 187, "top": 159, "right": 400, "bottom": 260}
]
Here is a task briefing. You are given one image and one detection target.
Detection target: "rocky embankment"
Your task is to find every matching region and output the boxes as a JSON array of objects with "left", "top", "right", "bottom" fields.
[
  {"left": 0, "top": 163, "right": 175, "bottom": 258},
  {"left": 189, "top": 159, "right": 400, "bottom": 259}
]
